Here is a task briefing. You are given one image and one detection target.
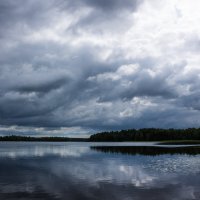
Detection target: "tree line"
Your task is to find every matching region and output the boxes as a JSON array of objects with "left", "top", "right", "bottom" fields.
[
  {"left": 1, "top": 128, "right": 200, "bottom": 142},
  {"left": 89, "top": 128, "right": 200, "bottom": 141},
  {"left": 0, "top": 135, "right": 88, "bottom": 142}
]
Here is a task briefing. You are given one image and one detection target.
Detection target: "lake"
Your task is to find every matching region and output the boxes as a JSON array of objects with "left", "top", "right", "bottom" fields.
[{"left": 0, "top": 142, "right": 200, "bottom": 200}]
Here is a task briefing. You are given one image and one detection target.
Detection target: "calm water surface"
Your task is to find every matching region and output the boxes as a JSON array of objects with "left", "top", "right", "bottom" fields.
[{"left": 0, "top": 142, "right": 200, "bottom": 200}]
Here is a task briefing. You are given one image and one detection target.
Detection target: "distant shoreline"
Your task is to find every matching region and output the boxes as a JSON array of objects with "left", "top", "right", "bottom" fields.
[
  {"left": 1, "top": 128, "right": 200, "bottom": 143},
  {"left": 0, "top": 140, "right": 200, "bottom": 146},
  {"left": 0, "top": 136, "right": 88, "bottom": 142}
]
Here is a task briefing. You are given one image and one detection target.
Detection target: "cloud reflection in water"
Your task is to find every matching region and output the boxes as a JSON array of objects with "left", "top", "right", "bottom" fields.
[{"left": 0, "top": 142, "right": 199, "bottom": 200}]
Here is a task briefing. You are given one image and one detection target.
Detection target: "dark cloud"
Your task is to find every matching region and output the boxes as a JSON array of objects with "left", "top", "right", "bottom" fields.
[
  {"left": 0, "top": 0, "right": 200, "bottom": 136},
  {"left": 182, "top": 92, "right": 200, "bottom": 111},
  {"left": 62, "top": 0, "right": 143, "bottom": 36},
  {"left": 15, "top": 76, "right": 68, "bottom": 94},
  {"left": 82, "top": 0, "right": 140, "bottom": 11},
  {"left": 87, "top": 64, "right": 177, "bottom": 102},
  {"left": 61, "top": 0, "right": 142, "bottom": 12},
  {"left": 0, "top": 0, "right": 58, "bottom": 39}
]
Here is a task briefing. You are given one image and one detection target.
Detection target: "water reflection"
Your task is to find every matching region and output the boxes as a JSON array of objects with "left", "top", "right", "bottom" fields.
[
  {"left": 0, "top": 142, "right": 199, "bottom": 200},
  {"left": 91, "top": 145, "right": 200, "bottom": 155},
  {"left": 0, "top": 142, "right": 89, "bottom": 158}
]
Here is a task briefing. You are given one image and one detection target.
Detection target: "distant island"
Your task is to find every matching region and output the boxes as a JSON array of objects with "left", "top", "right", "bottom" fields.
[{"left": 0, "top": 128, "right": 200, "bottom": 143}]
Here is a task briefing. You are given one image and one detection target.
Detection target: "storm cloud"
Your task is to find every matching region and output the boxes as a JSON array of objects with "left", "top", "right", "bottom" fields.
[{"left": 0, "top": 0, "right": 200, "bottom": 136}]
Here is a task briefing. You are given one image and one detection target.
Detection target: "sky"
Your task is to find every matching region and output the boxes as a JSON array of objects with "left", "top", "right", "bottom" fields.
[{"left": 0, "top": 0, "right": 200, "bottom": 137}]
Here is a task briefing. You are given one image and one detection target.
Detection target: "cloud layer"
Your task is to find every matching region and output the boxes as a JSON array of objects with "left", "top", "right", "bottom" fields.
[{"left": 0, "top": 0, "right": 200, "bottom": 136}]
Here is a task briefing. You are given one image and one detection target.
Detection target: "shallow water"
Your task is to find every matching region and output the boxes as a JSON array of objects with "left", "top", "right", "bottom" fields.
[{"left": 0, "top": 142, "right": 199, "bottom": 200}]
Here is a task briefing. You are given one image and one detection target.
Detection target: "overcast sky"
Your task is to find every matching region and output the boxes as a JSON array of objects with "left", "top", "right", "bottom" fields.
[{"left": 0, "top": 0, "right": 200, "bottom": 137}]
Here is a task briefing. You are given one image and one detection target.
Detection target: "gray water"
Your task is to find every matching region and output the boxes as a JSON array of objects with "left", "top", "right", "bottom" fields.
[{"left": 0, "top": 142, "right": 200, "bottom": 200}]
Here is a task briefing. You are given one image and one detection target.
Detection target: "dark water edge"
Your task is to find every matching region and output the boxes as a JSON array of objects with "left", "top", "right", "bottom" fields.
[
  {"left": 0, "top": 142, "right": 200, "bottom": 200},
  {"left": 91, "top": 145, "right": 200, "bottom": 155}
]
